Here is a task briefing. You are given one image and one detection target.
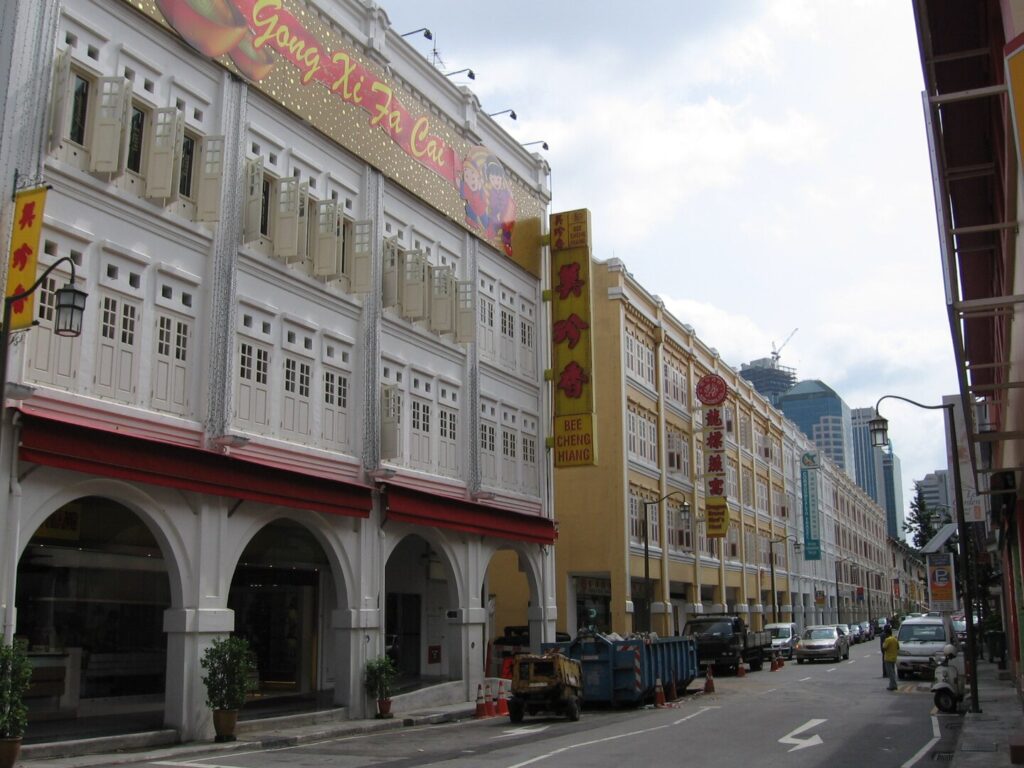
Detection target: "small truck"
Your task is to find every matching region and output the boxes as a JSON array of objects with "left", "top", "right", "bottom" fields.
[
  {"left": 508, "top": 650, "right": 583, "bottom": 722},
  {"left": 682, "top": 614, "right": 772, "bottom": 673}
]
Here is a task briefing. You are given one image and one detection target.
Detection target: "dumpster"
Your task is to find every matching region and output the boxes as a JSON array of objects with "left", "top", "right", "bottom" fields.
[{"left": 543, "top": 632, "right": 698, "bottom": 707}]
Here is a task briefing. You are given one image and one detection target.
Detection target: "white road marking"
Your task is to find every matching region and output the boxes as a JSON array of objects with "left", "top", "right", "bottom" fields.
[
  {"left": 901, "top": 715, "right": 941, "bottom": 767},
  {"left": 799, "top": 676, "right": 812, "bottom": 681},
  {"left": 495, "top": 726, "right": 550, "bottom": 739},
  {"left": 778, "top": 718, "right": 827, "bottom": 752},
  {"left": 503, "top": 706, "right": 719, "bottom": 767}
]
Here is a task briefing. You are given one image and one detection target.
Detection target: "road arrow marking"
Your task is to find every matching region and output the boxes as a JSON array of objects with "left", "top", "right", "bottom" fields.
[{"left": 779, "top": 718, "right": 826, "bottom": 752}]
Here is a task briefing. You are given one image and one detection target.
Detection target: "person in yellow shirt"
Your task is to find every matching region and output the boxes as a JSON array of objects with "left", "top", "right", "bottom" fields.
[{"left": 882, "top": 626, "right": 900, "bottom": 691}]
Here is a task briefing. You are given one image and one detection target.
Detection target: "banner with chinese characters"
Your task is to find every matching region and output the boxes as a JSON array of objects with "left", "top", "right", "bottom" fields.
[
  {"left": 550, "top": 209, "right": 595, "bottom": 467},
  {"left": 696, "top": 374, "right": 729, "bottom": 537},
  {"left": 126, "top": 0, "right": 544, "bottom": 275},
  {"left": 800, "top": 452, "right": 821, "bottom": 560},
  {"left": 5, "top": 187, "right": 47, "bottom": 331}
]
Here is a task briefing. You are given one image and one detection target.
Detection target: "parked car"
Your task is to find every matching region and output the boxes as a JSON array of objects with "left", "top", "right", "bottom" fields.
[
  {"left": 896, "top": 615, "right": 958, "bottom": 679},
  {"left": 796, "top": 625, "right": 849, "bottom": 664},
  {"left": 859, "top": 621, "right": 874, "bottom": 641},
  {"left": 951, "top": 615, "right": 968, "bottom": 646},
  {"left": 835, "top": 623, "right": 852, "bottom": 643},
  {"left": 765, "top": 622, "right": 799, "bottom": 659},
  {"left": 847, "top": 623, "right": 863, "bottom": 643}
]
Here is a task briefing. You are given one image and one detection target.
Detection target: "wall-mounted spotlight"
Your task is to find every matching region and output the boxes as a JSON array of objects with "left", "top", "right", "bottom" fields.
[
  {"left": 444, "top": 68, "right": 475, "bottom": 80},
  {"left": 401, "top": 27, "right": 433, "bottom": 40},
  {"left": 522, "top": 140, "right": 549, "bottom": 150},
  {"left": 487, "top": 109, "right": 516, "bottom": 120}
]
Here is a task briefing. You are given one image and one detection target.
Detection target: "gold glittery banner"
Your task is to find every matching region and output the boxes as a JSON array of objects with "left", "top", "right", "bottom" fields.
[{"left": 122, "top": 0, "right": 544, "bottom": 275}]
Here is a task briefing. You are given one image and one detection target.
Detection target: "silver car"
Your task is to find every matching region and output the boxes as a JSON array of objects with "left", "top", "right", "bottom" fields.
[{"left": 796, "top": 625, "right": 849, "bottom": 664}]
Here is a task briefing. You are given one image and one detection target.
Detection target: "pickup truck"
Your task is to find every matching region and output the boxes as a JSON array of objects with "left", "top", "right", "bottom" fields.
[{"left": 682, "top": 615, "right": 772, "bottom": 673}]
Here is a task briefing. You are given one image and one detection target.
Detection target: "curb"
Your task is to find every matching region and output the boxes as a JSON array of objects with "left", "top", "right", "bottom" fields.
[{"left": 22, "top": 708, "right": 478, "bottom": 768}]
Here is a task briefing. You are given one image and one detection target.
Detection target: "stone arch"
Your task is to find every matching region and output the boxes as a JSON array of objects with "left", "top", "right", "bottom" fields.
[
  {"left": 481, "top": 540, "right": 546, "bottom": 666},
  {"left": 14, "top": 478, "right": 186, "bottom": 729},
  {"left": 382, "top": 528, "right": 466, "bottom": 684},
  {"left": 221, "top": 507, "right": 360, "bottom": 706},
  {"left": 222, "top": 506, "right": 358, "bottom": 614},
  {"left": 19, "top": 473, "right": 190, "bottom": 608}
]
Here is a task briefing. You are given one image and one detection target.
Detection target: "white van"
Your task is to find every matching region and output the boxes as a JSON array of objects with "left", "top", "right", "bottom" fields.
[
  {"left": 896, "top": 615, "right": 957, "bottom": 679},
  {"left": 765, "top": 622, "right": 799, "bottom": 659}
]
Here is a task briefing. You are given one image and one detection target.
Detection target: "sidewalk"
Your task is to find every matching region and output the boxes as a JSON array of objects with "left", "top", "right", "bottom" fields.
[
  {"left": 950, "top": 658, "right": 1023, "bottom": 767},
  {"left": 19, "top": 699, "right": 480, "bottom": 768}
]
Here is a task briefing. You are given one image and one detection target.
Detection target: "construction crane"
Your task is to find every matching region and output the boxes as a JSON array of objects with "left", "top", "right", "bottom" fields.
[{"left": 771, "top": 328, "right": 798, "bottom": 364}]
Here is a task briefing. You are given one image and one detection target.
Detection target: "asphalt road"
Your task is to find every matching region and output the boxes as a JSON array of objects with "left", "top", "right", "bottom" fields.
[{"left": 138, "top": 640, "right": 961, "bottom": 768}]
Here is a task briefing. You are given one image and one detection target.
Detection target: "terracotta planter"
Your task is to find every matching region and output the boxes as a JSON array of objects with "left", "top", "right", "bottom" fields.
[
  {"left": 0, "top": 737, "right": 22, "bottom": 768},
  {"left": 376, "top": 698, "right": 393, "bottom": 718},
  {"left": 212, "top": 709, "right": 238, "bottom": 742}
]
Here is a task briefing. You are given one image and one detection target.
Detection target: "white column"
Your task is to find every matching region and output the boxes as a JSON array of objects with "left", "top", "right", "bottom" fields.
[{"left": 163, "top": 607, "right": 234, "bottom": 741}]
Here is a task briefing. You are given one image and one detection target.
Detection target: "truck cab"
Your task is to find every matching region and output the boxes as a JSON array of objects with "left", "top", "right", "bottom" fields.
[{"left": 682, "top": 615, "right": 771, "bottom": 673}]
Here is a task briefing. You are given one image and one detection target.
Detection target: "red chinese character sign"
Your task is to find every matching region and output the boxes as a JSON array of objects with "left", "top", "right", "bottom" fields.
[
  {"left": 550, "top": 209, "right": 596, "bottom": 467},
  {"left": 5, "top": 187, "right": 47, "bottom": 331},
  {"left": 697, "top": 373, "right": 729, "bottom": 537}
]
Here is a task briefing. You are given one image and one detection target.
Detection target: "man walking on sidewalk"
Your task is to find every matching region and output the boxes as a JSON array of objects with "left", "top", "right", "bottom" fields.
[{"left": 882, "top": 626, "right": 899, "bottom": 691}]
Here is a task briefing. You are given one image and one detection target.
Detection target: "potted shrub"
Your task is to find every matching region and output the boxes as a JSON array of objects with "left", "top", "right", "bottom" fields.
[
  {"left": 0, "top": 640, "right": 32, "bottom": 768},
  {"left": 364, "top": 655, "right": 398, "bottom": 718},
  {"left": 200, "top": 636, "right": 258, "bottom": 742}
]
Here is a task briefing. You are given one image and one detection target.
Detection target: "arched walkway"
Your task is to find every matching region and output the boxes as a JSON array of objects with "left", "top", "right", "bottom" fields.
[{"left": 15, "top": 496, "right": 172, "bottom": 732}]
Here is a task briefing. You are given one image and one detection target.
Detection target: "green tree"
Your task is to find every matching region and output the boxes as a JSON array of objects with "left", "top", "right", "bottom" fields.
[{"left": 904, "top": 481, "right": 939, "bottom": 550}]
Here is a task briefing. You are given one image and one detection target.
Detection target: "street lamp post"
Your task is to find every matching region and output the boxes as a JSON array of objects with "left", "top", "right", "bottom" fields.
[
  {"left": 834, "top": 557, "right": 852, "bottom": 626},
  {"left": 1, "top": 255, "right": 87, "bottom": 644},
  {"left": 642, "top": 492, "right": 688, "bottom": 633},
  {"left": 768, "top": 535, "right": 801, "bottom": 624},
  {"left": 869, "top": 394, "right": 981, "bottom": 714}
]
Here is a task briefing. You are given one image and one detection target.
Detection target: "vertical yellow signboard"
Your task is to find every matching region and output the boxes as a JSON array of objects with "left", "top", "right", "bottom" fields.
[
  {"left": 550, "top": 209, "right": 596, "bottom": 467},
  {"left": 5, "top": 187, "right": 47, "bottom": 331}
]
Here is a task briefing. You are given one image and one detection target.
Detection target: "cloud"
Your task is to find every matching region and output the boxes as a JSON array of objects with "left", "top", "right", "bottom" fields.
[{"left": 382, "top": 0, "right": 954, "bottom": 512}]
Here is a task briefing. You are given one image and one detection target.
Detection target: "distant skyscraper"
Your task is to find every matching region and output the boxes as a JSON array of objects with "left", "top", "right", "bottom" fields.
[
  {"left": 852, "top": 407, "right": 887, "bottom": 509},
  {"left": 919, "top": 470, "right": 951, "bottom": 522},
  {"left": 739, "top": 357, "right": 797, "bottom": 406},
  {"left": 882, "top": 442, "right": 905, "bottom": 540},
  {"left": 777, "top": 380, "right": 856, "bottom": 481}
]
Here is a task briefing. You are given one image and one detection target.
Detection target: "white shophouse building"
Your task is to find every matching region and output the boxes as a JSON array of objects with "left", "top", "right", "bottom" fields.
[{"left": 0, "top": 0, "right": 556, "bottom": 741}]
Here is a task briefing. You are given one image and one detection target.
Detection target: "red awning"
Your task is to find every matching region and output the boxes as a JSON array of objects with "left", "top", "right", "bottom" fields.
[
  {"left": 384, "top": 486, "right": 556, "bottom": 544},
  {"left": 18, "top": 414, "right": 371, "bottom": 517}
]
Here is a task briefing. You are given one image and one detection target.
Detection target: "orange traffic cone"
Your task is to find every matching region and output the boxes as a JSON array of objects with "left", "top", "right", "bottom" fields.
[
  {"left": 496, "top": 679, "right": 510, "bottom": 716},
  {"left": 666, "top": 677, "right": 678, "bottom": 701},
  {"left": 654, "top": 677, "right": 666, "bottom": 708},
  {"left": 736, "top": 662, "right": 746, "bottom": 678},
  {"left": 484, "top": 683, "right": 496, "bottom": 717},
  {"left": 779, "top": 655, "right": 785, "bottom": 668},
  {"left": 474, "top": 684, "right": 487, "bottom": 718},
  {"left": 703, "top": 665, "right": 715, "bottom": 694},
  {"left": 770, "top": 655, "right": 779, "bottom": 672}
]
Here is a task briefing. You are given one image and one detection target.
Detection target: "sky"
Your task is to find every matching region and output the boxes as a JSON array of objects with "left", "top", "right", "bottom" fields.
[{"left": 380, "top": 0, "right": 958, "bottom": 518}]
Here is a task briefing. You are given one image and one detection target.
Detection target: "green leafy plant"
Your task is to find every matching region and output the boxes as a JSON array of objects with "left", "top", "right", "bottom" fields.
[
  {"left": 364, "top": 656, "right": 398, "bottom": 700},
  {"left": 200, "top": 636, "right": 258, "bottom": 711},
  {"left": 0, "top": 640, "right": 32, "bottom": 738}
]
